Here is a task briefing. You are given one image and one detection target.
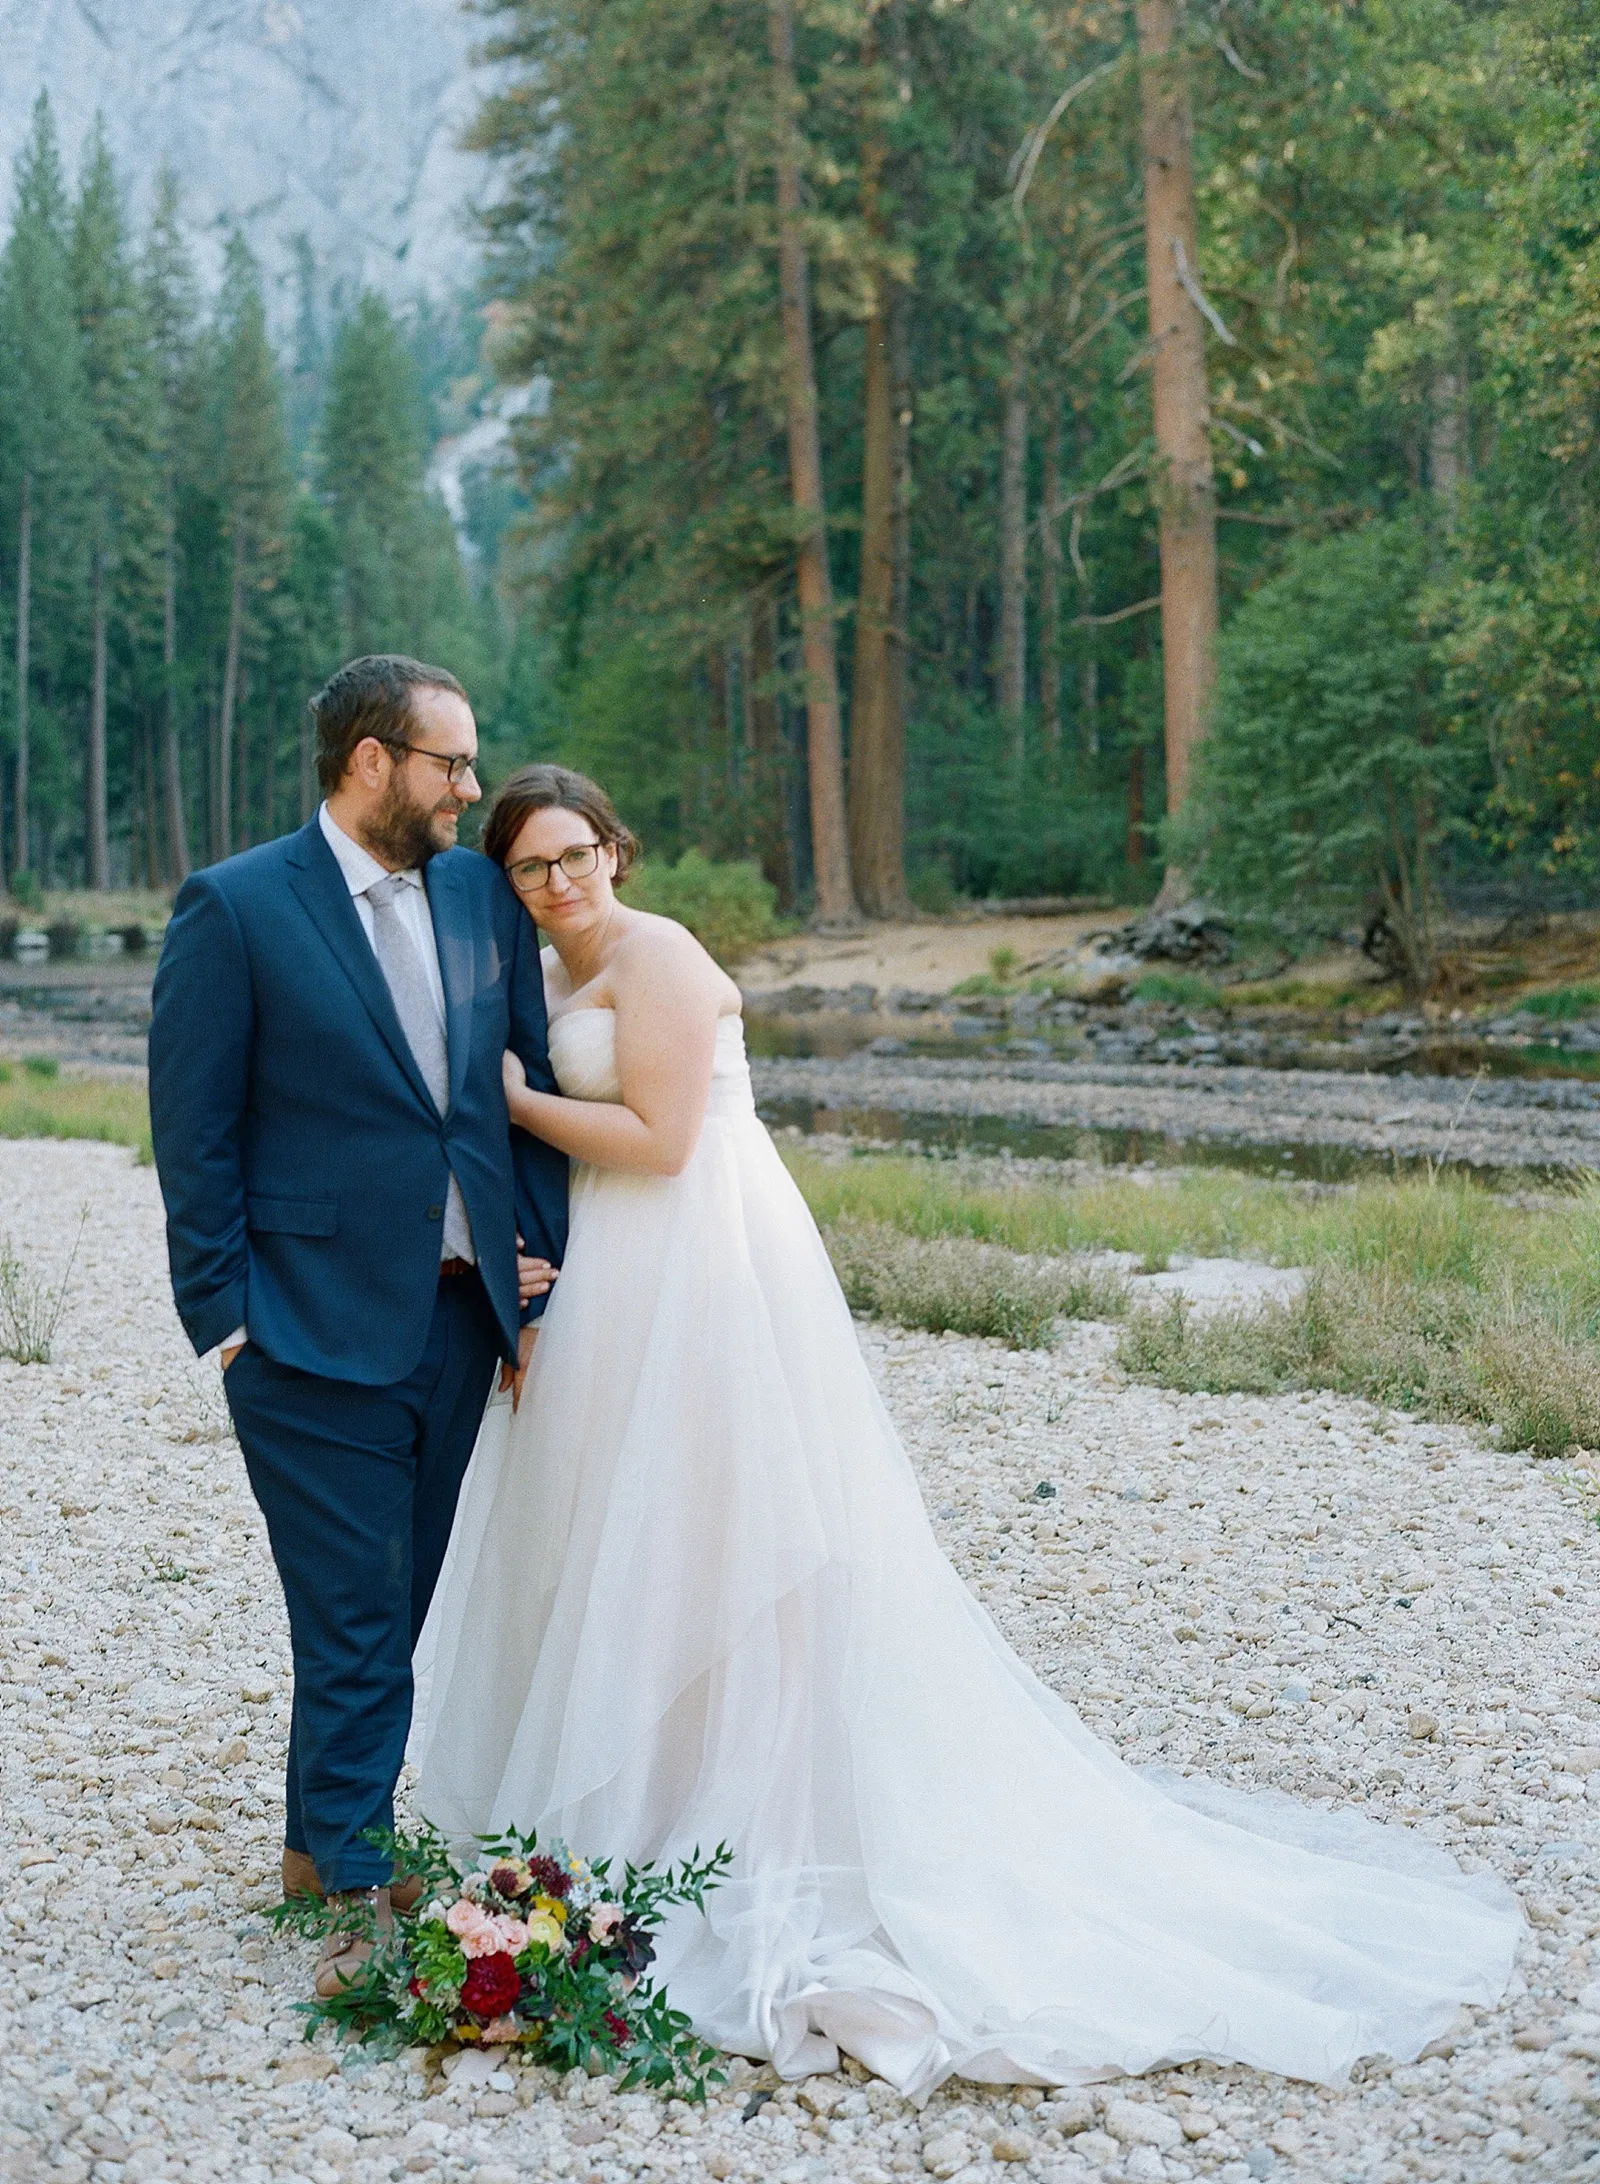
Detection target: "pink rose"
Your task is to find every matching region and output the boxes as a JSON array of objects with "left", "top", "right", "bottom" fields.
[
  {"left": 588, "top": 1902, "right": 624, "bottom": 1943},
  {"left": 446, "top": 1900, "right": 505, "bottom": 1958},
  {"left": 493, "top": 1915, "right": 529, "bottom": 1954}
]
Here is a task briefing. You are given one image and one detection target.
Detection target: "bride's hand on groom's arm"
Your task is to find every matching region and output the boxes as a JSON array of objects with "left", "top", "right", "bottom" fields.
[
  {"left": 516, "top": 1231, "right": 558, "bottom": 1304},
  {"left": 498, "top": 1324, "right": 538, "bottom": 1408}
]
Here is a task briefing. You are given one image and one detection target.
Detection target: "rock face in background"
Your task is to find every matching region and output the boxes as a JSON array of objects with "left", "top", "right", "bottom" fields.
[{"left": 0, "top": 0, "right": 488, "bottom": 308}]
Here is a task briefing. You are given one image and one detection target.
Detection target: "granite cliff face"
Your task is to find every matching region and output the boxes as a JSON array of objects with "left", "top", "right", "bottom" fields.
[{"left": 0, "top": 0, "right": 490, "bottom": 306}]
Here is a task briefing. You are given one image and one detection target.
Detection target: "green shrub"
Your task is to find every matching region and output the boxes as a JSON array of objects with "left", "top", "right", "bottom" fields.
[
  {"left": 1520, "top": 984, "right": 1600, "bottom": 1021},
  {"left": 23, "top": 1055, "right": 59, "bottom": 1080},
  {"left": 625, "top": 849, "right": 786, "bottom": 968},
  {"left": 1131, "top": 971, "right": 1220, "bottom": 1009}
]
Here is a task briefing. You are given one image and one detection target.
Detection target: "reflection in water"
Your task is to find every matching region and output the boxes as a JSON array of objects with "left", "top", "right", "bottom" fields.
[{"left": 758, "top": 1097, "right": 1564, "bottom": 1191}]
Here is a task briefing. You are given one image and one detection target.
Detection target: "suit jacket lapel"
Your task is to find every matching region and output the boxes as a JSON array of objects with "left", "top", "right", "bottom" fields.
[
  {"left": 283, "top": 819, "right": 438, "bottom": 1115},
  {"left": 425, "top": 854, "right": 475, "bottom": 1116}
]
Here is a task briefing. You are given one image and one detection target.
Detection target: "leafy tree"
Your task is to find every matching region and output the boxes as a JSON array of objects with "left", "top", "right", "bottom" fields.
[{"left": 1181, "top": 517, "right": 1459, "bottom": 992}]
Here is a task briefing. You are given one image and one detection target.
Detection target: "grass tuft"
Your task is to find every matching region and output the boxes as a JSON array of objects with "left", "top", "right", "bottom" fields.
[
  {"left": 1116, "top": 1266, "right": 1600, "bottom": 1458},
  {"left": 1130, "top": 970, "right": 1220, "bottom": 1009},
  {"left": 787, "top": 1148, "right": 1600, "bottom": 1454},
  {"left": 0, "top": 1074, "right": 152, "bottom": 1161},
  {"left": 822, "top": 1219, "right": 1128, "bottom": 1349}
]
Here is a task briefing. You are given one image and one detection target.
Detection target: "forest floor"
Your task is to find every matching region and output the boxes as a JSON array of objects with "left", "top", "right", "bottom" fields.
[{"left": 5, "top": 1141, "right": 1600, "bottom": 2184}]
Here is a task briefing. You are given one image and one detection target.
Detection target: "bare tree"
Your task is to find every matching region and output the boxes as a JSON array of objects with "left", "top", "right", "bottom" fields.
[
  {"left": 1136, "top": 0, "right": 1219, "bottom": 837},
  {"left": 768, "top": 0, "right": 856, "bottom": 924}
]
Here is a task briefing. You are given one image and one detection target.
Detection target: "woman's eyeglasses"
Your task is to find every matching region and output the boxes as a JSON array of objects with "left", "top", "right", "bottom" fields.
[{"left": 506, "top": 842, "right": 603, "bottom": 893}]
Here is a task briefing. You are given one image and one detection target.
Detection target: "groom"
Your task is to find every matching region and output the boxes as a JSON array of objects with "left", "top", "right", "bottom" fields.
[{"left": 149, "top": 654, "right": 567, "bottom": 1992}]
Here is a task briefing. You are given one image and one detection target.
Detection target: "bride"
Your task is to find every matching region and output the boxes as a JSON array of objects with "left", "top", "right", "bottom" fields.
[{"left": 415, "top": 763, "right": 1520, "bottom": 2100}]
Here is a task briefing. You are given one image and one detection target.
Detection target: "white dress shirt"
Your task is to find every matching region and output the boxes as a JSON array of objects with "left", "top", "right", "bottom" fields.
[{"left": 216, "top": 805, "right": 475, "bottom": 1360}]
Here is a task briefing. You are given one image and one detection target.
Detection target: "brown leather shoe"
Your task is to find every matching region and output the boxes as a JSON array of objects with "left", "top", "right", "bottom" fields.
[
  {"left": 282, "top": 1847, "right": 323, "bottom": 1901},
  {"left": 283, "top": 1846, "right": 425, "bottom": 1915},
  {"left": 314, "top": 1887, "right": 392, "bottom": 1999}
]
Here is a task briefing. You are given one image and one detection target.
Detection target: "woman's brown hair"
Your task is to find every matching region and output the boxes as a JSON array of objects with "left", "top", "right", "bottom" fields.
[{"left": 482, "top": 763, "right": 640, "bottom": 881}]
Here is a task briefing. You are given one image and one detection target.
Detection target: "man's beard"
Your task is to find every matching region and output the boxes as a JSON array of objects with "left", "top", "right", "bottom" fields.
[{"left": 357, "top": 775, "right": 455, "bottom": 871}]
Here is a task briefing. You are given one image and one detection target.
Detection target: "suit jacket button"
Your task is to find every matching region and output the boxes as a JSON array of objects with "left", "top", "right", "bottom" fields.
[{"left": 426, "top": 1204, "right": 444, "bottom": 1221}]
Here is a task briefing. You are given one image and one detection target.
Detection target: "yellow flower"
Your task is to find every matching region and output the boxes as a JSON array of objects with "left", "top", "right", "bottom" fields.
[
  {"left": 532, "top": 1894, "right": 568, "bottom": 1925},
  {"left": 523, "top": 1912, "right": 565, "bottom": 1958}
]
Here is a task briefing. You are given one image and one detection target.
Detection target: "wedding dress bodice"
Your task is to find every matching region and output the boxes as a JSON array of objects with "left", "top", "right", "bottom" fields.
[{"left": 548, "top": 1007, "right": 755, "bottom": 1120}]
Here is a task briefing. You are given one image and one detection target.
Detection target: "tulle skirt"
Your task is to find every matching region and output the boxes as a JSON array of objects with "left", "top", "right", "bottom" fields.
[{"left": 414, "top": 1095, "right": 1520, "bottom": 2099}]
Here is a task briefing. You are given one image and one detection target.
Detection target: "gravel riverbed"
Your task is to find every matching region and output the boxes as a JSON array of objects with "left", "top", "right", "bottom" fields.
[
  {"left": 5, "top": 1142, "right": 1600, "bottom": 2184},
  {"left": 752, "top": 1054, "right": 1600, "bottom": 1176}
]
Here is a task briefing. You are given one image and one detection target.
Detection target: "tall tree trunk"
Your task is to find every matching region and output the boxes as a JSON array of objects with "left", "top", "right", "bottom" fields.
[
  {"left": 889, "top": 279, "right": 913, "bottom": 792},
  {"left": 142, "top": 720, "right": 160, "bottom": 885},
  {"left": 87, "top": 544, "right": 110, "bottom": 891},
  {"left": 886, "top": 0, "right": 914, "bottom": 805},
  {"left": 1127, "top": 737, "right": 1146, "bottom": 868},
  {"left": 768, "top": 0, "right": 855, "bottom": 924},
  {"left": 235, "top": 666, "right": 251, "bottom": 851},
  {"left": 1073, "top": 408, "right": 1100, "bottom": 757},
  {"left": 1429, "top": 356, "right": 1467, "bottom": 516},
  {"left": 1137, "top": 0, "right": 1218, "bottom": 832},
  {"left": 161, "top": 512, "right": 190, "bottom": 882},
  {"left": 746, "top": 593, "right": 797, "bottom": 908},
  {"left": 263, "top": 701, "right": 278, "bottom": 844},
  {"left": 998, "top": 339, "right": 1029, "bottom": 760},
  {"left": 215, "top": 527, "right": 243, "bottom": 862},
  {"left": 14, "top": 473, "right": 30, "bottom": 880},
  {"left": 1040, "top": 410, "right": 1063, "bottom": 763},
  {"left": 299, "top": 689, "right": 316, "bottom": 823},
  {"left": 849, "top": 28, "right": 907, "bottom": 918}
]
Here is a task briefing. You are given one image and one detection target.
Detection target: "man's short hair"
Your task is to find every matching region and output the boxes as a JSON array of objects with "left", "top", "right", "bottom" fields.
[{"left": 309, "top": 655, "right": 468, "bottom": 794}]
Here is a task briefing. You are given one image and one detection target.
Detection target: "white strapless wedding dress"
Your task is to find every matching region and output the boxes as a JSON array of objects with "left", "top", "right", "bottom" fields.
[{"left": 414, "top": 1009, "right": 1519, "bottom": 2099}]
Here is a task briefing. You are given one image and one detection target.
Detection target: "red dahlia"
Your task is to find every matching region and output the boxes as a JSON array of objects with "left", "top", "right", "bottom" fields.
[
  {"left": 526, "top": 1855, "right": 571, "bottom": 1899},
  {"left": 460, "top": 1952, "right": 522, "bottom": 2020}
]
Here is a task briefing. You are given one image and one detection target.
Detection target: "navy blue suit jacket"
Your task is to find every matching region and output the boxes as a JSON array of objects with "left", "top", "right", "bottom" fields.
[{"left": 148, "top": 818, "right": 568, "bottom": 1385}]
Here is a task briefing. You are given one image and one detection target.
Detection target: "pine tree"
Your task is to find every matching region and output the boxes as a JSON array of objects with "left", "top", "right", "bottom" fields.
[
  {"left": 142, "top": 163, "right": 199, "bottom": 880},
  {"left": 768, "top": 0, "right": 855, "bottom": 922},
  {"left": 210, "top": 232, "right": 290, "bottom": 859},
  {"left": 319, "top": 291, "right": 433, "bottom": 654},
  {"left": 0, "top": 94, "right": 90, "bottom": 885},
  {"left": 71, "top": 118, "right": 160, "bottom": 889}
]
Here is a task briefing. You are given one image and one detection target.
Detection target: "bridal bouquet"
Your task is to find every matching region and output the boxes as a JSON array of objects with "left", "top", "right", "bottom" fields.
[{"left": 272, "top": 1823, "right": 731, "bottom": 2095}]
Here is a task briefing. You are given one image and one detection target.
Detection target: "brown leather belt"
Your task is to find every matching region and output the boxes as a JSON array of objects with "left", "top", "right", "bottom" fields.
[{"left": 438, "top": 1256, "right": 475, "bottom": 1281}]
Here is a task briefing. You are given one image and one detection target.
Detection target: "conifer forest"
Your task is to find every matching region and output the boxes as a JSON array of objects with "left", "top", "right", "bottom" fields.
[{"left": 0, "top": 0, "right": 1596, "bottom": 956}]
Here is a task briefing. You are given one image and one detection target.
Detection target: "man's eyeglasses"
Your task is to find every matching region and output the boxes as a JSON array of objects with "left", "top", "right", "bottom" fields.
[
  {"left": 506, "top": 843, "right": 603, "bottom": 893},
  {"left": 385, "top": 739, "right": 479, "bottom": 787}
]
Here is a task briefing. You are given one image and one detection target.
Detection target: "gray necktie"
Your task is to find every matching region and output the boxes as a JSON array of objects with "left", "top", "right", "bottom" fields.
[{"left": 365, "top": 872, "right": 448, "bottom": 1114}]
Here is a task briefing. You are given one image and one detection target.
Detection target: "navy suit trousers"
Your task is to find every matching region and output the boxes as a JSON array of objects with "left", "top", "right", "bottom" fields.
[{"left": 224, "top": 1274, "right": 502, "bottom": 1891}]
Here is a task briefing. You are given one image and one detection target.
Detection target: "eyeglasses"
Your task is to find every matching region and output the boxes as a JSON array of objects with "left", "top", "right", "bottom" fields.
[
  {"left": 506, "top": 842, "right": 603, "bottom": 893},
  {"left": 385, "top": 739, "right": 479, "bottom": 787}
]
